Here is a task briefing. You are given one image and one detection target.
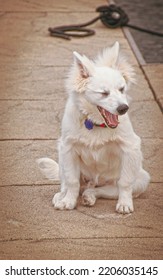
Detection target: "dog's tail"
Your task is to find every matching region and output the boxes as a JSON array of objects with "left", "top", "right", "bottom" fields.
[{"left": 36, "top": 158, "right": 60, "bottom": 181}]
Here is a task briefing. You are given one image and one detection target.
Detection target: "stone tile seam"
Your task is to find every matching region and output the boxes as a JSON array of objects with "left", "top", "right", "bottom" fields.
[
  {"left": 0, "top": 11, "right": 97, "bottom": 14},
  {"left": 0, "top": 98, "right": 155, "bottom": 102},
  {"left": 0, "top": 181, "right": 162, "bottom": 188},
  {"left": 0, "top": 237, "right": 162, "bottom": 243},
  {"left": 0, "top": 137, "right": 162, "bottom": 141},
  {"left": 0, "top": 139, "right": 59, "bottom": 141},
  {"left": 0, "top": 184, "right": 58, "bottom": 187}
]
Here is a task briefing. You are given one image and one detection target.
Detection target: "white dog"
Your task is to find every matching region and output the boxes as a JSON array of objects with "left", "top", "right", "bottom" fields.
[{"left": 38, "top": 42, "right": 150, "bottom": 214}]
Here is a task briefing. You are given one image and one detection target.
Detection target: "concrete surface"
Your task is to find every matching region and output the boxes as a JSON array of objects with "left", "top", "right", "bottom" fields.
[{"left": 0, "top": 0, "right": 162, "bottom": 260}]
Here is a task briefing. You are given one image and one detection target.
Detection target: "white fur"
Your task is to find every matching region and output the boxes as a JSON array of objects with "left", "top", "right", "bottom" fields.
[
  {"left": 37, "top": 158, "right": 59, "bottom": 181},
  {"left": 38, "top": 42, "right": 150, "bottom": 214}
]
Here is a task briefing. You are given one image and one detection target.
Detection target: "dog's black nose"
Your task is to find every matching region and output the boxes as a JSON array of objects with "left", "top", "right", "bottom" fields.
[{"left": 117, "top": 104, "right": 129, "bottom": 115}]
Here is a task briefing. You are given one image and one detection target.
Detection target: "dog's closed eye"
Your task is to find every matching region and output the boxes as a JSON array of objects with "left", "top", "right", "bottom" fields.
[
  {"left": 101, "top": 91, "right": 110, "bottom": 97},
  {"left": 88, "top": 88, "right": 110, "bottom": 97}
]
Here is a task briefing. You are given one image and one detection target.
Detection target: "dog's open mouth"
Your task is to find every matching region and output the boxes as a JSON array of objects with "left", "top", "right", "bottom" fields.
[{"left": 97, "top": 106, "right": 119, "bottom": 128}]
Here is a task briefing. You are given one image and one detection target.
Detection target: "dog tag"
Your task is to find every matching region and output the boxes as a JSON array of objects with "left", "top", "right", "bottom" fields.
[{"left": 84, "top": 119, "right": 94, "bottom": 130}]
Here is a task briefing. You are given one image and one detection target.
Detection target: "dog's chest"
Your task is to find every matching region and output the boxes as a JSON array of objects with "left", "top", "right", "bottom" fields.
[{"left": 74, "top": 141, "right": 122, "bottom": 183}]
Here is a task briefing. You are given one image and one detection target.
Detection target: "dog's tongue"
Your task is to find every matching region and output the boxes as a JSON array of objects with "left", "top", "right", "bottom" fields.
[{"left": 97, "top": 106, "right": 119, "bottom": 128}]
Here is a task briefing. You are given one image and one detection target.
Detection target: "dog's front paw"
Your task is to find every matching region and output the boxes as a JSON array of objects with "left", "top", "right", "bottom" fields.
[
  {"left": 52, "top": 191, "right": 66, "bottom": 203},
  {"left": 116, "top": 199, "right": 134, "bottom": 214},
  {"left": 52, "top": 192, "right": 77, "bottom": 210},
  {"left": 82, "top": 189, "right": 96, "bottom": 207}
]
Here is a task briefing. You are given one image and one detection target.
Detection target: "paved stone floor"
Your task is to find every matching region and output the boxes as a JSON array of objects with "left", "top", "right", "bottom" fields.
[{"left": 0, "top": 0, "right": 162, "bottom": 260}]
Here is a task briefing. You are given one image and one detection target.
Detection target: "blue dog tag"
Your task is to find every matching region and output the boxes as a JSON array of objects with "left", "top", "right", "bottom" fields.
[{"left": 84, "top": 119, "right": 94, "bottom": 130}]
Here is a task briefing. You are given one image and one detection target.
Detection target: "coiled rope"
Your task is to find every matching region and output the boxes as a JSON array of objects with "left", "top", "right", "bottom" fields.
[{"left": 48, "top": 4, "right": 163, "bottom": 40}]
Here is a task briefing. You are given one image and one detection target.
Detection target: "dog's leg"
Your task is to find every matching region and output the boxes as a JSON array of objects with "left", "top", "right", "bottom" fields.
[
  {"left": 82, "top": 185, "right": 118, "bottom": 206},
  {"left": 116, "top": 148, "right": 146, "bottom": 214},
  {"left": 81, "top": 180, "right": 96, "bottom": 206},
  {"left": 132, "top": 168, "right": 150, "bottom": 197},
  {"left": 82, "top": 168, "right": 150, "bottom": 211},
  {"left": 52, "top": 143, "right": 80, "bottom": 210}
]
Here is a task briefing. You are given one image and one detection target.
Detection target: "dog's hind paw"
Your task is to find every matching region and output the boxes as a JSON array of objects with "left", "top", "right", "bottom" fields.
[
  {"left": 82, "top": 189, "right": 96, "bottom": 207},
  {"left": 116, "top": 200, "right": 134, "bottom": 214}
]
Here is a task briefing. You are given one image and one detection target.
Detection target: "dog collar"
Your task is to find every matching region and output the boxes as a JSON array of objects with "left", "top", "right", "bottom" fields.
[{"left": 84, "top": 119, "right": 107, "bottom": 130}]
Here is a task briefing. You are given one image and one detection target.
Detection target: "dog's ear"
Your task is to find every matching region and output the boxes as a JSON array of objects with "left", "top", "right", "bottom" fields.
[
  {"left": 109, "top": 41, "right": 119, "bottom": 66},
  {"left": 95, "top": 41, "right": 120, "bottom": 67},
  {"left": 111, "top": 42, "right": 135, "bottom": 84},
  {"left": 116, "top": 57, "right": 135, "bottom": 84},
  {"left": 95, "top": 42, "right": 135, "bottom": 84},
  {"left": 73, "top": 51, "right": 94, "bottom": 78}
]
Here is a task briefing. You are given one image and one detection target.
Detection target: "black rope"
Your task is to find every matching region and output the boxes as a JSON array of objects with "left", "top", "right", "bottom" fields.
[
  {"left": 48, "top": 16, "right": 100, "bottom": 40},
  {"left": 126, "top": 24, "right": 163, "bottom": 37},
  {"left": 48, "top": 4, "right": 163, "bottom": 40}
]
